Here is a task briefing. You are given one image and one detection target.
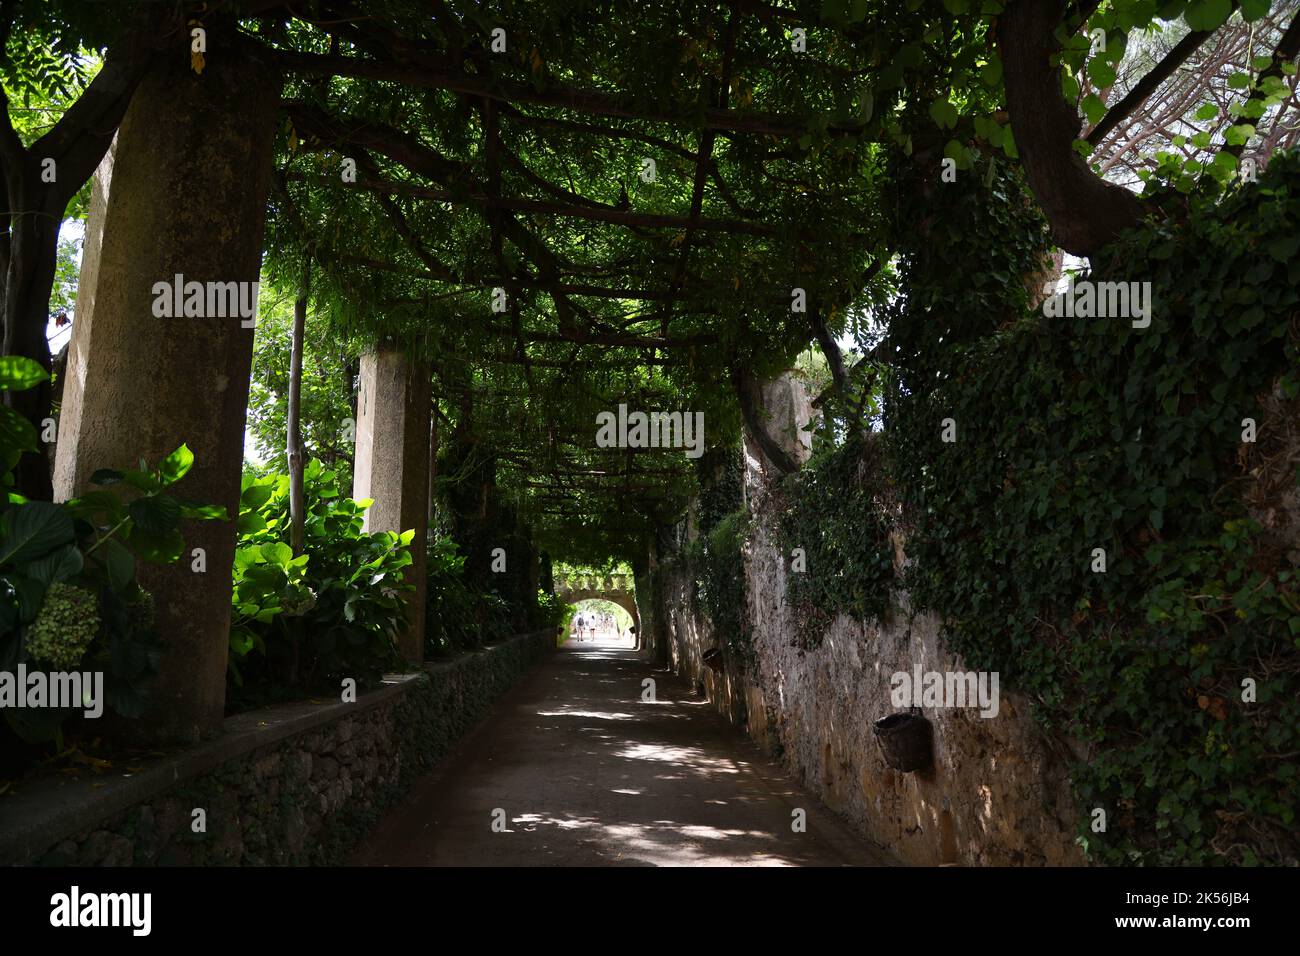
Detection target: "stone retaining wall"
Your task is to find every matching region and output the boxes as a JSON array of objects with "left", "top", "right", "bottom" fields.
[{"left": 0, "top": 629, "right": 555, "bottom": 866}]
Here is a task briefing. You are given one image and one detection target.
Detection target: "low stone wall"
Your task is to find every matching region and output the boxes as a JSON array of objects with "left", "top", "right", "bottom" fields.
[{"left": 0, "top": 629, "right": 555, "bottom": 866}]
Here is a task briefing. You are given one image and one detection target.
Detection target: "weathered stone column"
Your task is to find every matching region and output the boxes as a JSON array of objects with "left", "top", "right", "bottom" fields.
[
  {"left": 53, "top": 32, "right": 281, "bottom": 742},
  {"left": 352, "top": 348, "right": 431, "bottom": 664}
]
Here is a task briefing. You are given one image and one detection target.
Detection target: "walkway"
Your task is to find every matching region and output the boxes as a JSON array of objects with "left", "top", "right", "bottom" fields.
[{"left": 355, "top": 633, "right": 893, "bottom": 866}]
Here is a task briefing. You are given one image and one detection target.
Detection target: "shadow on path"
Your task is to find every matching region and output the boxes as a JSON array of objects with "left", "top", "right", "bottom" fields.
[{"left": 355, "top": 635, "right": 895, "bottom": 866}]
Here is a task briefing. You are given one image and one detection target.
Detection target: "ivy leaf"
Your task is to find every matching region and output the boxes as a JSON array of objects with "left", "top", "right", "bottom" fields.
[
  {"left": 1087, "top": 58, "right": 1116, "bottom": 88},
  {"left": 1082, "top": 93, "right": 1106, "bottom": 125},
  {"left": 1268, "top": 235, "right": 1300, "bottom": 262},
  {"left": 1184, "top": 0, "right": 1233, "bottom": 32},
  {"left": 1240, "top": 0, "right": 1271, "bottom": 21},
  {"left": 1193, "top": 102, "right": 1219, "bottom": 121},
  {"left": 929, "top": 98, "right": 958, "bottom": 130},
  {"left": 980, "top": 57, "right": 1002, "bottom": 87},
  {"left": 1223, "top": 124, "right": 1255, "bottom": 146}
]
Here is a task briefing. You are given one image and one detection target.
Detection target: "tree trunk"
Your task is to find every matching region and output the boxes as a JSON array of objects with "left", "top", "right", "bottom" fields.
[
  {"left": 0, "top": 18, "right": 161, "bottom": 499},
  {"left": 287, "top": 257, "right": 311, "bottom": 556},
  {"left": 1, "top": 192, "right": 57, "bottom": 500},
  {"left": 998, "top": 0, "right": 1145, "bottom": 258}
]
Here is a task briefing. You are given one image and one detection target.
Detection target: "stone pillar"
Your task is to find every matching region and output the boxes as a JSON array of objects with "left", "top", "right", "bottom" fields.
[
  {"left": 53, "top": 33, "right": 281, "bottom": 742},
  {"left": 353, "top": 348, "right": 430, "bottom": 664}
]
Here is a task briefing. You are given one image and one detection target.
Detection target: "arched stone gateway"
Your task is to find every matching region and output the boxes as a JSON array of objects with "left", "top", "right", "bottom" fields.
[{"left": 554, "top": 574, "right": 640, "bottom": 639}]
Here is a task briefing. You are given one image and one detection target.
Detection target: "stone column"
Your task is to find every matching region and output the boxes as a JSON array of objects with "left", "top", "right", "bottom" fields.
[
  {"left": 53, "top": 33, "right": 281, "bottom": 742},
  {"left": 352, "top": 348, "right": 430, "bottom": 664}
]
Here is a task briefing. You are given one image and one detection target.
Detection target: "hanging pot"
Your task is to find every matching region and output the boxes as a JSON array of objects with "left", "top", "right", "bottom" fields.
[{"left": 873, "top": 707, "right": 932, "bottom": 772}]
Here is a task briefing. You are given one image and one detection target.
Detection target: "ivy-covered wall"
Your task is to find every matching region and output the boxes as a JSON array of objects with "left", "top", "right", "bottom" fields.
[
  {"left": 648, "top": 152, "right": 1300, "bottom": 868},
  {"left": 874, "top": 150, "right": 1300, "bottom": 866},
  {"left": 1, "top": 629, "right": 554, "bottom": 866}
]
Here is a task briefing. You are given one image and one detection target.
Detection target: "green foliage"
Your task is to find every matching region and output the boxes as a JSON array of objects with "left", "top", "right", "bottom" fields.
[
  {"left": 881, "top": 149, "right": 1300, "bottom": 865},
  {"left": 691, "top": 453, "right": 752, "bottom": 669},
  {"left": 227, "top": 460, "right": 410, "bottom": 704},
  {"left": 24, "top": 582, "right": 98, "bottom": 669},
  {"left": 1, "top": 443, "right": 222, "bottom": 757},
  {"left": 0, "top": 355, "right": 50, "bottom": 494},
  {"left": 533, "top": 589, "right": 575, "bottom": 635},
  {"left": 245, "top": 278, "right": 357, "bottom": 483},
  {"left": 776, "top": 431, "right": 895, "bottom": 646},
  {"left": 424, "top": 534, "right": 487, "bottom": 655}
]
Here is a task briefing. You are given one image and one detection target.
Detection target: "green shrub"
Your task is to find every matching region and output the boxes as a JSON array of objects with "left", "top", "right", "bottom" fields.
[
  {"left": 227, "top": 459, "right": 410, "bottom": 704},
  {"left": 533, "top": 589, "right": 574, "bottom": 635},
  {"left": 424, "top": 534, "right": 533, "bottom": 655},
  {"left": 0, "top": 399, "right": 222, "bottom": 762}
]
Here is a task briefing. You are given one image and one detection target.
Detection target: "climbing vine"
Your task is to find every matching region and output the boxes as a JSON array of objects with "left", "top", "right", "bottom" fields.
[
  {"left": 690, "top": 451, "right": 753, "bottom": 670},
  {"left": 878, "top": 147, "right": 1300, "bottom": 865},
  {"left": 775, "top": 430, "right": 895, "bottom": 647}
]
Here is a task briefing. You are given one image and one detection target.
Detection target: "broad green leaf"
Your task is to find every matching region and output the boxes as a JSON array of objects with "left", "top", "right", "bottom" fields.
[
  {"left": 1223, "top": 123, "right": 1254, "bottom": 146},
  {"left": 6, "top": 573, "right": 46, "bottom": 622},
  {"left": 0, "top": 356, "right": 49, "bottom": 392},
  {"left": 102, "top": 537, "right": 135, "bottom": 592},
  {"left": 980, "top": 57, "right": 1002, "bottom": 87},
  {"left": 128, "top": 494, "right": 182, "bottom": 533},
  {"left": 89, "top": 468, "right": 124, "bottom": 486},
  {"left": 261, "top": 541, "right": 294, "bottom": 568},
  {"left": 237, "top": 511, "right": 268, "bottom": 535},
  {"left": 22, "top": 543, "right": 83, "bottom": 587},
  {"left": 127, "top": 526, "right": 185, "bottom": 563},
  {"left": 158, "top": 444, "right": 194, "bottom": 486},
  {"left": 929, "top": 98, "right": 958, "bottom": 130},
  {"left": 0, "top": 405, "right": 38, "bottom": 459},
  {"left": 240, "top": 482, "right": 275, "bottom": 510},
  {"left": 1087, "top": 58, "right": 1116, "bottom": 88},
  {"left": 177, "top": 500, "right": 228, "bottom": 521},
  {"left": 1184, "top": 0, "right": 1233, "bottom": 31},
  {"left": 0, "top": 502, "right": 75, "bottom": 566},
  {"left": 124, "top": 469, "right": 161, "bottom": 493},
  {"left": 1082, "top": 93, "right": 1106, "bottom": 125}
]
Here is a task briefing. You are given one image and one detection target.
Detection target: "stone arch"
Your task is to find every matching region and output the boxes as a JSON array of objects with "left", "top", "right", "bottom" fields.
[{"left": 554, "top": 575, "right": 640, "bottom": 636}]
